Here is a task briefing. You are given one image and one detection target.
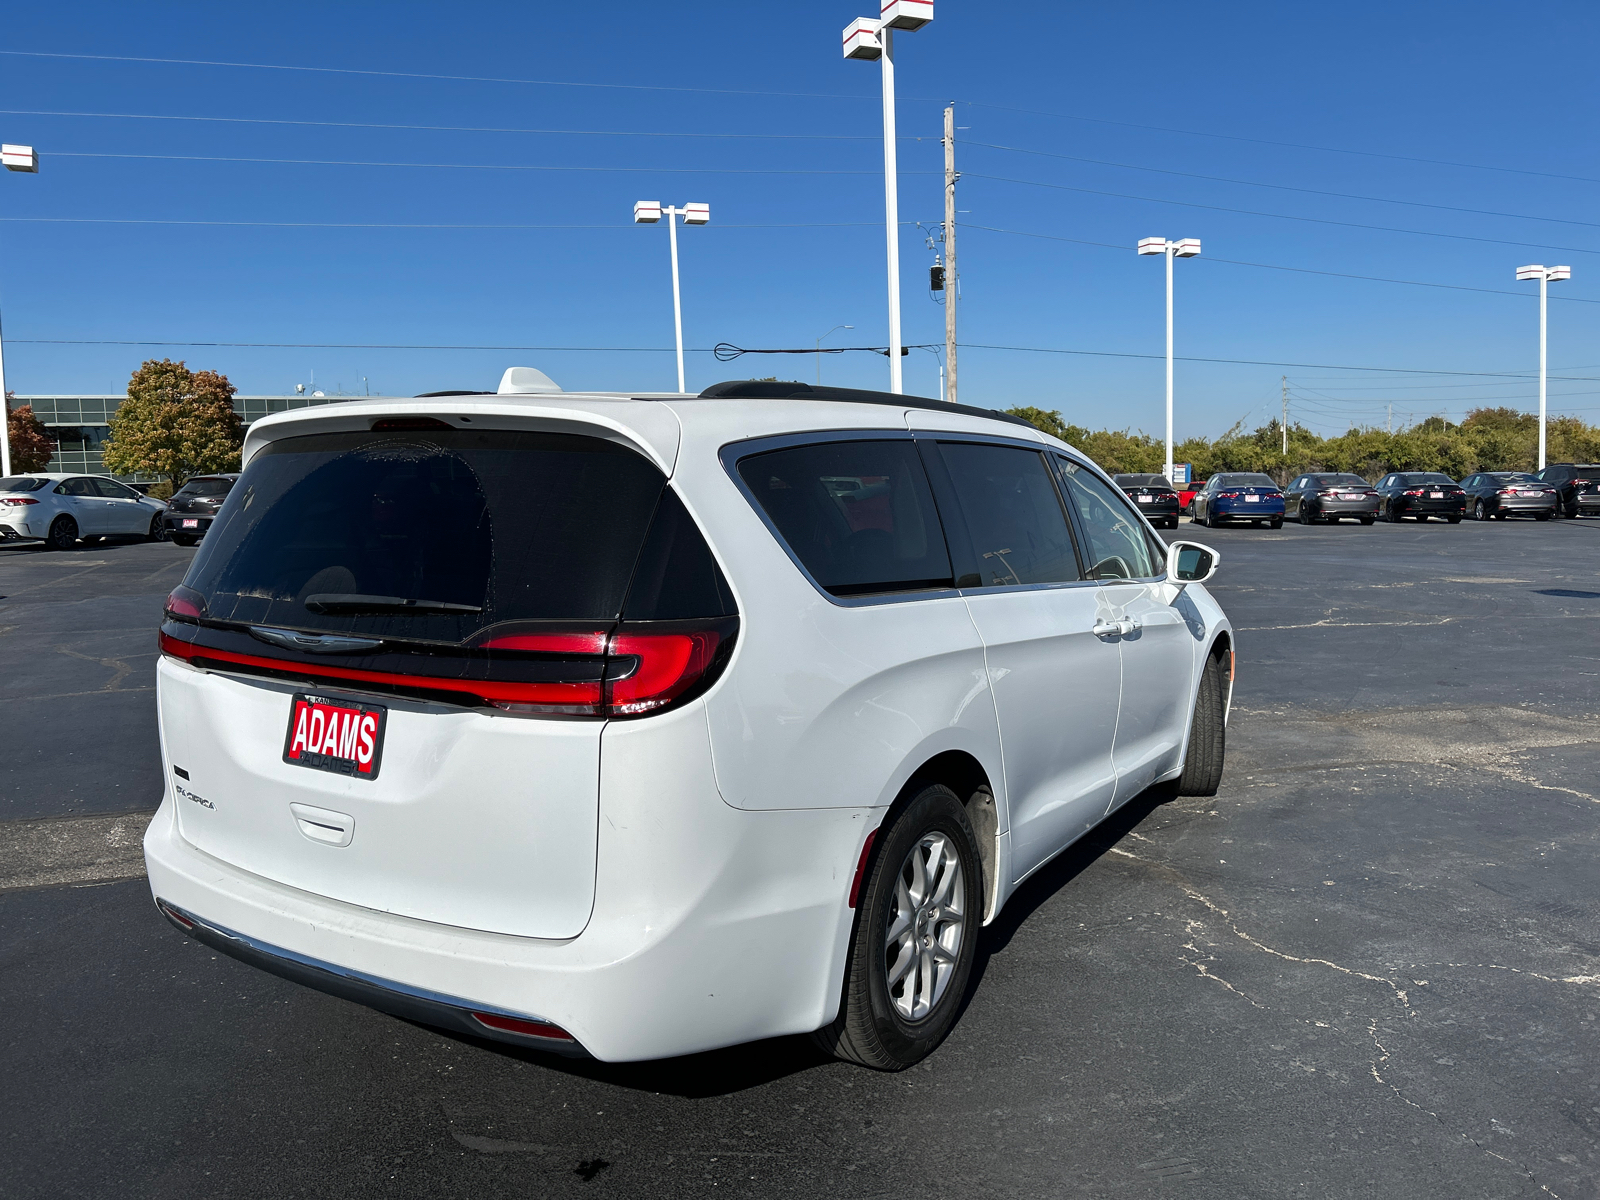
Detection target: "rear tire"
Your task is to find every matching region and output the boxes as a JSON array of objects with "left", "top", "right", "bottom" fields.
[
  {"left": 171, "top": 533, "right": 199, "bottom": 548},
  {"left": 45, "top": 515, "right": 78, "bottom": 550},
  {"left": 813, "top": 784, "right": 982, "bottom": 1071},
  {"left": 1268, "top": 518, "right": 1282, "bottom": 529},
  {"left": 1534, "top": 513, "right": 1551, "bottom": 521},
  {"left": 1359, "top": 516, "right": 1375, "bottom": 526},
  {"left": 1178, "top": 652, "right": 1227, "bottom": 796},
  {"left": 1446, "top": 515, "right": 1462, "bottom": 524}
]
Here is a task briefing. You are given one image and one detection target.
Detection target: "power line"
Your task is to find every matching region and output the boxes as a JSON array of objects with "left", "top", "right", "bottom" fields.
[
  {"left": 49, "top": 150, "right": 914, "bottom": 176},
  {"left": 959, "top": 223, "right": 1600, "bottom": 305},
  {"left": 0, "top": 107, "right": 878, "bottom": 142},
  {"left": 964, "top": 140, "right": 1600, "bottom": 231},
  {"left": 965, "top": 173, "right": 1600, "bottom": 258},
  {"left": 0, "top": 216, "right": 879, "bottom": 231}
]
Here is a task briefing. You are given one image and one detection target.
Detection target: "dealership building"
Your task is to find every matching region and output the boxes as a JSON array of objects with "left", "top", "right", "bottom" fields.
[{"left": 16, "top": 394, "right": 348, "bottom": 479}]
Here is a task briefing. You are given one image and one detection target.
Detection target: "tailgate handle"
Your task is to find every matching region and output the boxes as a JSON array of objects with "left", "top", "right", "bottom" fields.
[{"left": 289, "top": 802, "right": 355, "bottom": 848}]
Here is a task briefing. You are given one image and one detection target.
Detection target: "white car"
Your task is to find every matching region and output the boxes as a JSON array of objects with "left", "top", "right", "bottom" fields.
[
  {"left": 0, "top": 472, "right": 168, "bottom": 549},
  {"left": 144, "top": 372, "right": 1233, "bottom": 1069}
]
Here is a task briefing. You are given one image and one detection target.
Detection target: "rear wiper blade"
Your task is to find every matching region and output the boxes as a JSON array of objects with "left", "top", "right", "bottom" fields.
[{"left": 304, "top": 593, "right": 483, "bottom": 615}]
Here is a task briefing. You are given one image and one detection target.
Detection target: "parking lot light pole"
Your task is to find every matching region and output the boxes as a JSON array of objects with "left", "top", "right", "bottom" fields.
[
  {"left": 1138, "top": 236, "right": 1201, "bottom": 483},
  {"left": 1516, "top": 264, "right": 1571, "bottom": 469},
  {"left": 0, "top": 144, "right": 40, "bottom": 478},
  {"left": 634, "top": 201, "right": 710, "bottom": 394},
  {"left": 844, "top": 1, "right": 933, "bottom": 395}
]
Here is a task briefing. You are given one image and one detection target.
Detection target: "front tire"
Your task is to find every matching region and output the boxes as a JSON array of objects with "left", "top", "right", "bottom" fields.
[
  {"left": 1178, "top": 652, "right": 1227, "bottom": 796},
  {"left": 814, "top": 784, "right": 982, "bottom": 1071},
  {"left": 146, "top": 513, "right": 167, "bottom": 542},
  {"left": 45, "top": 515, "right": 78, "bottom": 550}
]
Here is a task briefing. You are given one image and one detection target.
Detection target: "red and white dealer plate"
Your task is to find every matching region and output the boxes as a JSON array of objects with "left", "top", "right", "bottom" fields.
[{"left": 282, "top": 692, "right": 387, "bottom": 779}]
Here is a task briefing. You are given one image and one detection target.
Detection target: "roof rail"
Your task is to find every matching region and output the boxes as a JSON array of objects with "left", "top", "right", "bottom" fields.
[{"left": 696, "top": 380, "right": 1036, "bottom": 430}]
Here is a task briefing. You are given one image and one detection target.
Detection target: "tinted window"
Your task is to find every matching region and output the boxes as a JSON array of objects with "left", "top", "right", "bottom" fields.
[
  {"left": 933, "top": 443, "right": 1080, "bottom": 587},
  {"left": 1215, "top": 473, "right": 1278, "bottom": 487},
  {"left": 1401, "top": 473, "right": 1457, "bottom": 486},
  {"left": 0, "top": 477, "right": 49, "bottom": 493},
  {"left": 738, "top": 439, "right": 952, "bottom": 597},
  {"left": 621, "top": 488, "right": 735, "bottom": 619},
  {"left": 1055, "top": 459, "right": 1159, "bottom": 580},
  {"left": 185, "top": 429, "right": 669, "bottom": 641},
  {"left": 178, "top": 477, "right": 235, "bottom": 499}
]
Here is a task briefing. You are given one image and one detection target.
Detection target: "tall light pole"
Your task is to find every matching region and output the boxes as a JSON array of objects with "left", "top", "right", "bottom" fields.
[
  {"left": 634, "top": 200, "right": 710, "bottom": 394},
  {"left": 844, "top": 1, "right": 933, "bottom": 395},
  {"left": 1516, "top": 263, "right": 1570, "bottom": 470},
  {"left": 0, "top": 145, "right": 39, "bottom": 478},
  {"left": 815, "top": 324, "right": 853, "bottom": 385},
  {"left": 1138, "top": 236, "right": 1201, "bottom": 483}
]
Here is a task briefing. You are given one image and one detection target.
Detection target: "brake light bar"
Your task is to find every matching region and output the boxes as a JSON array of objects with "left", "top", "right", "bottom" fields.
[{"left": 0, "top": 496, "right": 38, "bottom": 506}]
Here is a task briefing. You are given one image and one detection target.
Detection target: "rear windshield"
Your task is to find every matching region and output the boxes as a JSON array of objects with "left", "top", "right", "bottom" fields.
[
  {"left": 0, "top": 477, "right": 49, "bottom": 493},
  {"left": 177, "top": 477, "right": 234, "bottom": 498},
  {"left": 1113, "top": 475, "right": 1174, "bottom": 489},
  {"left": 1313, "top": 474, "right": 1369, "bottom": 486},
  {"left": 1402, "top": 473, "right": 1457, "bottom": 485},
  {"left": 1216, "top": 474, "right": 1278, "bottom": 487},
  {"left": 1491, "top": 472, "right": 1536, "bottom": 482},
  {"left": 183, "top": 429, "right": 724, "bottom": 641},
  {"left": 737, "top": 439, "right": 953, "bottom": 596}
]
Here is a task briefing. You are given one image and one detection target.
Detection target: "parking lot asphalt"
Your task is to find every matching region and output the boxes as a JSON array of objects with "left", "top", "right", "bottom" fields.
[{"left": 4, "top": 519, "right": 1598, "bottom": 1198}]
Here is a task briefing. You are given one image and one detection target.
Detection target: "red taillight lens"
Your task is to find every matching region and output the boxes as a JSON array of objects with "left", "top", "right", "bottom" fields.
[
  {"left": 470, "top": 1012, "right": 574, "bottom": 1041},
  {"left": 1402, "top": 488, "right": 1424, "bottom": 496},
  {"left": 0, "top": 496, "right": 39, "bottom": 506},
  {"left": 607, "top": 630, "right": 723, "bottom": 714},
  {"left": 1216, "top": 490, "right": 1241, "bottom": 499},
  {"left": 165, "top": 587, "right": 203, "bottom": 620}
]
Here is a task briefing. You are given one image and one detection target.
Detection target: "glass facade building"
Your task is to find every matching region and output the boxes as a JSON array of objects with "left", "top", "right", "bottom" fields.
[{"left": 16, "top": 395, "right": 349, "bottom": 480}]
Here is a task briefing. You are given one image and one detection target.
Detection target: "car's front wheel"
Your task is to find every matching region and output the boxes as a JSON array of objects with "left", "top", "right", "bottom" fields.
[
  {"left": 1178, "top": 651, "right": 1228, "bottom": 796},
  {"left": 45, "top": 515, "right": 78, "bottom": 550},
  {"left": 815, "top": 784, "right": 982, "bottom": 1071},
  {"left": 146, "top": 513, "right": 167, "bottom": 542}
]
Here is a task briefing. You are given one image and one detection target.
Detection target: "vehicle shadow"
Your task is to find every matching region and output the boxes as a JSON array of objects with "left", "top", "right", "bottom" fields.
[{"left": 427, "top": 784, "right": 1181, "bottom": 1097}]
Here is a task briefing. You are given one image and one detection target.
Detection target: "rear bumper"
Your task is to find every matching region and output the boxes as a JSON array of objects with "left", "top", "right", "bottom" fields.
[
  {"left": 1398, "top": 500, "right": 1465, "bottom": 514},
  {"left": 1313, "top": 499, "right": 1378, "bottom": 515},
  {"left": 1493, "top": 498, "right": 1556, "bottom": 513},
  {"left": 1213, "top": 506, "right": 1284, "bottom": 520},
  {"left": 155, "top": 897, "right": 589, "bottom": 1056}
]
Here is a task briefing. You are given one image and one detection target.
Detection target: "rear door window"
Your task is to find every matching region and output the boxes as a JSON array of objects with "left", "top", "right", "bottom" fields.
[
  {"left": 184, "top": 429, "right": 673, "bottom": 641},
  {"left": 737, "top": 439, "right": 953, "bottom": 597},
  {"left": 933, "top": 442, "right": 1080, "bottom": 587}
]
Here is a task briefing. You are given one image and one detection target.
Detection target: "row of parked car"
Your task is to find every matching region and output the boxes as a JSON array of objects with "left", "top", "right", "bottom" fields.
[
  {"left": 1113, "top": 463, "right": 1600, "bottom": 528},
  {"left": 0, "top": 472, "right": 240, "bottom": 548}
]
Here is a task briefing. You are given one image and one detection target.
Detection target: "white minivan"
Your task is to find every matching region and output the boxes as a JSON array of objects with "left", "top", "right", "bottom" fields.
[{"left": 145, "top": 374, "right": 1232, "bottom": 1069}]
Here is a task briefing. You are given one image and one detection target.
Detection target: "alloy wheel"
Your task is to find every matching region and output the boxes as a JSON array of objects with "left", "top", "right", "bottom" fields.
[{"left": 883, "top": 831, "right": 966, "bottom": 1022}]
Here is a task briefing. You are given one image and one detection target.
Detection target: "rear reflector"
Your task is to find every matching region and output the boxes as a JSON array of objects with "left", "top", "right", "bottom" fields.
[
  {"left": 848, "top": 828, "right": 880, "bottom": 908},
  {"left": 470, "top": 1012, "right": 574, "bottom": 1041},
  {"left": 157, "top": 900, "right": 196, "bottom": 930}
]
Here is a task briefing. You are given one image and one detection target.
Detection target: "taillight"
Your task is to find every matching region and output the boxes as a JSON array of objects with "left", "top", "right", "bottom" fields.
[
  {"left": 607, "top": 629, "right": 724, "bottom": 715},
  {"left": 165, "top": 586, "right": 204, "bottom": 621},
  {"left": 481, "top": 631, "right": 609, "bottom": 655},
  {"left": 1402, "top": 488, "right": 1424, "bottom": 496},
  {"left": 0, "top": 496, "right": 38, "bottom": 506},
  {"left": 1216, "top": 490, "right": 1241, "bottom": 499}
]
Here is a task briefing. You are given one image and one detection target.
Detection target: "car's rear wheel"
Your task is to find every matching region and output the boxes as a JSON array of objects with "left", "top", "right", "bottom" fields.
[
  {"left": 1178, "top": 651, "right": 1227, "bottom": 796},
  {"left": 171, "top": 533, "right": 199, "bottom": 547},
  {"left": 814, "top": 784, "right": 982, "bottom": 1071},
  {"left": 1268, "top": 518, "right": 1282, "bottom": 529},
  {"left": 45, "top": 515, "right": 78, "bottom": 550},
  {"left": 1359, "top": 515, "right": 1375, "bottom": 525},
  {"left": 1534, "top": 513, "right": 1551, "bottom": 521},
  {"left": 1446, "top": 515, "right": 1462, "bottom": 524}
]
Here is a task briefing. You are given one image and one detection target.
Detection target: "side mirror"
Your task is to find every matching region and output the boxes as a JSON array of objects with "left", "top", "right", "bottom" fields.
[{"left": 1167, "top": 540, "right": 1220, "bottom": 584}]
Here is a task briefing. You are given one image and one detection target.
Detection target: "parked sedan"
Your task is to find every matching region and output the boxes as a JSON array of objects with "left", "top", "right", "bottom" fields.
[
  {"left": 1532, "top": 463, "right": 1600, "bottom": 518},
  {"left": 1112, "top": 473, "right": 1181, "bottom": 529},
  {"left": 1460, "top": 472, "right": 1557, "bottom": 521},
  {"left": 162, "top": 473, "right": 239, "bottom": 546},
  {"left": 1190, "top": 473, "right": 1285, "bottom": 528},
  {"left": 0, "top": 473, "right": 168, "bottom": 549},
  {"left": 1285, "top": 473, "right": 1379, "bottom": 525},
  {"left": 1374, "top": 472, "right": 1466, "bottom": 523}
]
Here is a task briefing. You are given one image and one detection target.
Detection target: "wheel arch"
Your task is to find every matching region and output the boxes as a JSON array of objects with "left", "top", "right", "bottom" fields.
[{"left": 874, "top": 749, "right": 999, "bottom": 924}]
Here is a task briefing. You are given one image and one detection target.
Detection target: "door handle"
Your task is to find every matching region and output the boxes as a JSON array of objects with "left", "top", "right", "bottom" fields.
[{"left": 1092, "top": 618, "right": 1137, "bottom": 637}]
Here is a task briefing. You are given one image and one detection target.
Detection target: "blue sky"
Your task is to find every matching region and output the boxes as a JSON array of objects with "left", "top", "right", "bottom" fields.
[{"left": 3, "top": 1, "right": 1600, "bottom": 437}]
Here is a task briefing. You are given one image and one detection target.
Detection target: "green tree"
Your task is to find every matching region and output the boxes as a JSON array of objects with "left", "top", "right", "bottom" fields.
[
  {"left": 6, "top": 396, "right": 55, "bottom": 473},
  {"left": 102, "top": 359, "right": 242, "bottom": 488}
]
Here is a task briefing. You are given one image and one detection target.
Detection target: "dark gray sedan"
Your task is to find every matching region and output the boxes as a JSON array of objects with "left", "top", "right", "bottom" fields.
[
  {"left": 1461, "top": 472, "right": 1557, "bottom": 521},
  {"left": 1285, "top": 473, "right": 1379, "bottom": 524}
]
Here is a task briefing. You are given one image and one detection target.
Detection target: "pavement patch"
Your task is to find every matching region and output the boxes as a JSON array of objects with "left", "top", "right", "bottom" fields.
[{"left": 0, "top": 811, "right": 153, "bottom": 890}]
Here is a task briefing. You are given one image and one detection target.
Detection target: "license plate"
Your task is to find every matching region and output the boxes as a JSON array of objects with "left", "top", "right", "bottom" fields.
[
  {"left": 1340, "top": 493, "right": 1362, "bottom": 500},
  {"left": 283, "top": 693, "right": 387, "bottom": 780},
  {"left": 182, "top": 518, "right": 199, "bottom": 528},
  {"left": 1245, "top": 494, "right": 1260, "bottom": 503},
  {"left": 1137, "top": 495, "right": 1152, "bottom": 503},
  {"left": 1430, "top": 492, "right": 1443, "bottom": 498}
]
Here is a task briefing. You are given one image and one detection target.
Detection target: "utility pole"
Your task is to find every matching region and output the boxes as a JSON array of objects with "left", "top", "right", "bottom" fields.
[
  {"left": 1281, "top": 375, "right": 1288, "bottom": 455},
  {"left": 942, "top": 104, "right": 958, "bottom": 405},
  {"left": 1387, "top": 403, "right": 1393, "bottom": 434}
]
